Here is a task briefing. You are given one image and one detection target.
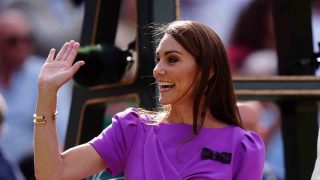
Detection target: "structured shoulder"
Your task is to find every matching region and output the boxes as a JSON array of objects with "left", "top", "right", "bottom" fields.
[
  {"left": 232, "top": 130, "right": 265, "bottom": 179},
  {"left": 112, "top": 107, "right": 153, "bottom": 127},
  {"left": 238, "top": 130, "right": 265, "bottom": 154},
  {"left": 114, "top": 107, "right": 139, "bottom": 119}
]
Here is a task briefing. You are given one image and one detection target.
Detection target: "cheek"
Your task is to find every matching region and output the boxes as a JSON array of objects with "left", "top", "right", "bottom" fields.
[
  {"left": 181, "top": 69, "right": 199, "bottom": 89},
  {"left": 189, "top": 68, "right": 200, "bottom": 82},
  {"left": 190, "top": 70, "right": 201, "bottom": 90}
]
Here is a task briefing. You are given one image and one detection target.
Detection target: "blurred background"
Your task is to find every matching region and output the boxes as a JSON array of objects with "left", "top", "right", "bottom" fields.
[{"left": 0, "top": 0, "right": 319, "bottom": 179}]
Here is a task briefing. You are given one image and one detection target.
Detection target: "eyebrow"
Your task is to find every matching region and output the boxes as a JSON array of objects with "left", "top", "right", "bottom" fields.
[{"left": 156, "top": 50, "right": 182, "bottom": 56}]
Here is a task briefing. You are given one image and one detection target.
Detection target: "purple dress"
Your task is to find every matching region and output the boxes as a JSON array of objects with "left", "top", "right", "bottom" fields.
[{"left": 89, "top": 108, "right": 265, "bottom": 180}]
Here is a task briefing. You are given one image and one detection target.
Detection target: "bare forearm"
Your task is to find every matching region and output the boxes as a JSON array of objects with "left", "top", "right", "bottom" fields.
[
  {"left": 34, "top": 90, "right": 64, "bottom": 179},
  {"left": 34, "top": 41, "right": 87, "bottom": 179}
]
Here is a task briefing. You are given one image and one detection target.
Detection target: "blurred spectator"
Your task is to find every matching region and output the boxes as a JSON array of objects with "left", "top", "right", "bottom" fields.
[
  {"left": 179, "top": 0, "right": 251, "bottom": 46},
  {"left": 0, "top": 94, "right": 25, "bottom": 180},
  {"left": 2, "top": 0, "right": 84, "bottom": 57},
  {"left": 240, "top": 49, "right": 277, "bottom": 76},
  {"left": 0, "top": 8, "right": 72, "bottom": 179},
  {"left": 0, "top": 8, "right": 43, "bottom": 179},
  {"left": 238, "top": 101, "right": 282, "bottom": 180},
  {"left": 228, "top": 0, "right": 284, "bottom": 179},
  {"left": 115, "top": 0, "right": 136, "bottom": 51},
  {"left": 227, "top": 0, "right": 276, "bottom": 75},
  {"left": 237, "top": 101, "right": 266, "bottom": 140}
]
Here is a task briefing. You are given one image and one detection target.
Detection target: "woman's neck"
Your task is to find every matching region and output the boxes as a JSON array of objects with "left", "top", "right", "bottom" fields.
[
  {"left": 167, "top": 104, "right": 229, "bottom": 128},
  {"left": 168, "top": 104, "right": 194, "bottom": 124}
]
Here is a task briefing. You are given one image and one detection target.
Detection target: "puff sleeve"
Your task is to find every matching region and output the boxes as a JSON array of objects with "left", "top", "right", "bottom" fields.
[
  {"left": 89, "top": 108, "right": 140, "bottom": 176},
  {"left": 233, "top": 131, "right": 265, "bottom": 180}
]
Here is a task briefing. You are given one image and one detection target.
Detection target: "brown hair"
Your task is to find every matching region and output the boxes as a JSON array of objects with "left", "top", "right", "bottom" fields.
[{"left": 155, "top": 20, "right": 242, "bottom": 134}]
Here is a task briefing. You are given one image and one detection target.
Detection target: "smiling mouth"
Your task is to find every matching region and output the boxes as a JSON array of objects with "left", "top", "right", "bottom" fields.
[{"left": 158, "top": 82, "right": 175, "bottom": 91}]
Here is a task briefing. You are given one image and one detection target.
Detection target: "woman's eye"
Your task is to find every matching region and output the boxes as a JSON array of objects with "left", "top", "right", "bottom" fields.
[
  {"left": 155, "top": 57, "right": 160, "bottom": 63},
  {"left": 168, "top": 56, "right": 178, "bottom": 63}
]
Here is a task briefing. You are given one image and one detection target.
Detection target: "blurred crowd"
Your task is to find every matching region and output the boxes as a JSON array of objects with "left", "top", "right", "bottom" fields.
[
  {"left": 0, "top": 0, "right": 319, "bottom": 179},
  {"left": 0, "top": 0, "right": 81, "bottom": 179}
]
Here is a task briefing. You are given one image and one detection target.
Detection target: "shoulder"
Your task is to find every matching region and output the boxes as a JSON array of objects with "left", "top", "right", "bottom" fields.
[
  {"left": 221, "top": 126, "right": 265, "bottom": 158},
  {"left": 242, "top": 130, "right": 265, "bottom": 151},
  {"left": 233, "top": 127, "right": 265, "bottom": 153},
  {"left": 113, "top": 107, "right": 139, "bottom": 119},
  {"left": 231, "top": 127, "right": 265, "bottom": 162},
  {"left": 112, "top": 107, "right": 152, "bottom": 127},
  {"left": 90, "top": 108, "right": 147, "bottom": 148},
  {"left": 231, "top": 128, "right": 265, "bottom": 178}
]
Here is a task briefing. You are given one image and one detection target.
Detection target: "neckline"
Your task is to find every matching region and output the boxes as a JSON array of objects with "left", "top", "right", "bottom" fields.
[
  {"left": 154, "top": 122, "right": 235, "bottom": 145},
  {"left": 160, "top": 121, "right": 234, "bottom": 130}
]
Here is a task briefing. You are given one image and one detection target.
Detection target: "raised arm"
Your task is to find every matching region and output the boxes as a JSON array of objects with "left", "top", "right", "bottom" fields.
[{"left": 34, "top": 40, "right": 106, "bottom": 180}]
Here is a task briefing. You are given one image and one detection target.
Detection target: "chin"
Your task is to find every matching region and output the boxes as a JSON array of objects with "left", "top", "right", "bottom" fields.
[{"left": 159, "top": 98, "right": 170, "bottom": 105}]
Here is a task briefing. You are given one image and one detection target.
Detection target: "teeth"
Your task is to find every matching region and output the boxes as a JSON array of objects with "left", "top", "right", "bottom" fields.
[{"left": 158, "top": 82, "right": 174, "bottom": 86}]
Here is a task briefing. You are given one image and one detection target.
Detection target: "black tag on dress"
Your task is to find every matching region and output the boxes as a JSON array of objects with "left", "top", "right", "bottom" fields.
[{"left": 201, "top": 147, "right": 232, "bottom": 164}]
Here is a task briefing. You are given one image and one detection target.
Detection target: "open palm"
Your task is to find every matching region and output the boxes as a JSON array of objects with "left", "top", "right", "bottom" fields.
[{"left": 38, "top": 40, "right": 85, "bottom": 93}]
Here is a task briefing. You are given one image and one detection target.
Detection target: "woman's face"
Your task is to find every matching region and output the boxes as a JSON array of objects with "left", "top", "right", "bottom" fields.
[{"left": 153, "top": 34, "right": 199, "bottom": 106}]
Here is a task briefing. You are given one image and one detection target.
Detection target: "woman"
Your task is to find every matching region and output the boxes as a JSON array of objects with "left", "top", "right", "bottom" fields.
[{"left": 34, "top": 20, "right": 264, "bottom": 179}]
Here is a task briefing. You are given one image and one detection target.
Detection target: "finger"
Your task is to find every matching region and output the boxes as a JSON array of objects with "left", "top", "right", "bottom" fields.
[
  {"left": 61, "top": 40, "right": 75, "bottom": 61},
  {"left": 67, "top": 61, "right": 85, "bottom": 76},
  {"left": 56, "top": 42, "right": 69, "bottom": 61},
  {"left": 46, "top": 48, "right": 56, "bottom": 63},
  {"left": 66, "top": 42, "right": 80, "bottom": 63}
]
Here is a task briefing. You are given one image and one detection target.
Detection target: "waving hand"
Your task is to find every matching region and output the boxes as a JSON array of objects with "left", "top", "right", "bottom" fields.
[{"left": 38, "top": 40, "right": 85, "bottom": 93}]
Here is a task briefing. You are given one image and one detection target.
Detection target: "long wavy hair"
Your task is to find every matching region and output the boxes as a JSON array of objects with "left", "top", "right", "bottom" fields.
[{"left": 150, "top": 20, "right": 242, "bottom": 134}]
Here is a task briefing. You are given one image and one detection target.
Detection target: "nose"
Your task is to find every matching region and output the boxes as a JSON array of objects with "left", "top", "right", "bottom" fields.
[{"left": 153, "top": 61, "right": 166, "bottom": 78}]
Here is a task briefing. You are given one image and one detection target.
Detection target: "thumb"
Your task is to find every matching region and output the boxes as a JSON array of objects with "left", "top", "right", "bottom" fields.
[{"left": 69, "top": 61, "right": 85, "bottom": 76}]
